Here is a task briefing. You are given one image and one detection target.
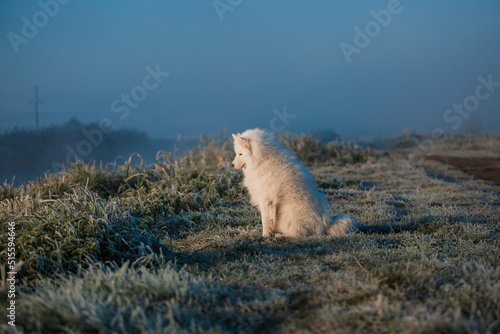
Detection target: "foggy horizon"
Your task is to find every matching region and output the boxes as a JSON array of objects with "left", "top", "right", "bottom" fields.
[{"left": 1, "top": 1, "right": 500, "bottom": 139}]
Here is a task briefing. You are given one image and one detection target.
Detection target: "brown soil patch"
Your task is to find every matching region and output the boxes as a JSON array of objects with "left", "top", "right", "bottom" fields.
[{"left": 425, "top": 155, "right": 500, "bottom": 185}]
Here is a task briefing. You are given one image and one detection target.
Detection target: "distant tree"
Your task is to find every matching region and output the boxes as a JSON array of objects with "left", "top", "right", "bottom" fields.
[{"left": 0, "top": 118, "right": 171, "bottom": 184}]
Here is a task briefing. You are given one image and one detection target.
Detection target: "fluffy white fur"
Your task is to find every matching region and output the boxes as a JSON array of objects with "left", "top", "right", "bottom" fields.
[{"left": 231, "top": 128, "right": 358, "bottom": 237}]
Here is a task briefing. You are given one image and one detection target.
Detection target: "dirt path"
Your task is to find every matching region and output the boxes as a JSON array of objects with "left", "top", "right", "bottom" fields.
[{"left": 425, "top": 155, "right": 500, "bottom": 185}]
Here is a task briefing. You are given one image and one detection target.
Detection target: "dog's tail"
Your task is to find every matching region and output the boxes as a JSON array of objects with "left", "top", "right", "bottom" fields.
[{"left": 328, "top": 214, "right": 359, "bottom": 236}]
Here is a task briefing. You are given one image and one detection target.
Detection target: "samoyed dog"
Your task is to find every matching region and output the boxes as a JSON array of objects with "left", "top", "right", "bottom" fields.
[{"left": 231, "top": 128, "right": 358, "bottom": 237}]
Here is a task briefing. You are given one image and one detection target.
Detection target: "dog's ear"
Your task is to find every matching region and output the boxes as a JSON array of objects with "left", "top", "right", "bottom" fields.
[
  {"left": 240, "top": 136, "right": 252, "bottom": 152},
  {"left": 232, "top": 133, "right": 237, "bottom": 140}
]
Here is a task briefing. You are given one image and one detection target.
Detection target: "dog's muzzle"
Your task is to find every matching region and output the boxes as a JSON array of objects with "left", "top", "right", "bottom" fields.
[{"left": 231, "top": 163, "right": 246, "bottom": 169}]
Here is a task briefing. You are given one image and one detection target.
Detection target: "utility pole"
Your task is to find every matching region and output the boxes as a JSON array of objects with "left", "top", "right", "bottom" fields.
[{"left": 28, "top": 85, "right": 42, "bottom": 131}]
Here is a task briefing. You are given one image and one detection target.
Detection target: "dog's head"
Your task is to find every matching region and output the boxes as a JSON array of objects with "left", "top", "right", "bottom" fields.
[{"left": 231, "top": 133, "right": 252, "bottom": 170}]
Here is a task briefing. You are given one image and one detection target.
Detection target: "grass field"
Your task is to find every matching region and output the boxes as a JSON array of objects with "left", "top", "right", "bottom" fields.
[{"left": 1, "top": 133, "right": 499, "bottom": 333}]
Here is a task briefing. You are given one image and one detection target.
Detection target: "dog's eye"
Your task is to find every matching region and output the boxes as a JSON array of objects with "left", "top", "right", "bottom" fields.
[{"left": 238, "top": 153, "right": 242, "bottom": 156}]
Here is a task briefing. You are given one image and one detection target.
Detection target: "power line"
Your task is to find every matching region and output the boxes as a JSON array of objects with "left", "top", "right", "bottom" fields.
[{"left": 28, "top": 85, "right": 43, "bottom": 131}]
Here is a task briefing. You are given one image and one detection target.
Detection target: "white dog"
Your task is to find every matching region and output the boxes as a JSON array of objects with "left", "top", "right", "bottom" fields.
[{"left": 231, "top": 128, "right": 358, "bottom": 237}]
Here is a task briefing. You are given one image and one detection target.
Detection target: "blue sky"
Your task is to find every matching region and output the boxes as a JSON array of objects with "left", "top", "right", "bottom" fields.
[{"left": 1, "top": 0, "right": 499, "bottom": 138}]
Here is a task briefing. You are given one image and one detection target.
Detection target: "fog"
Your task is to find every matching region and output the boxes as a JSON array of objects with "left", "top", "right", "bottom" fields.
[{"left": 1, "top": 0, "right": 500, "bottom": 138}]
